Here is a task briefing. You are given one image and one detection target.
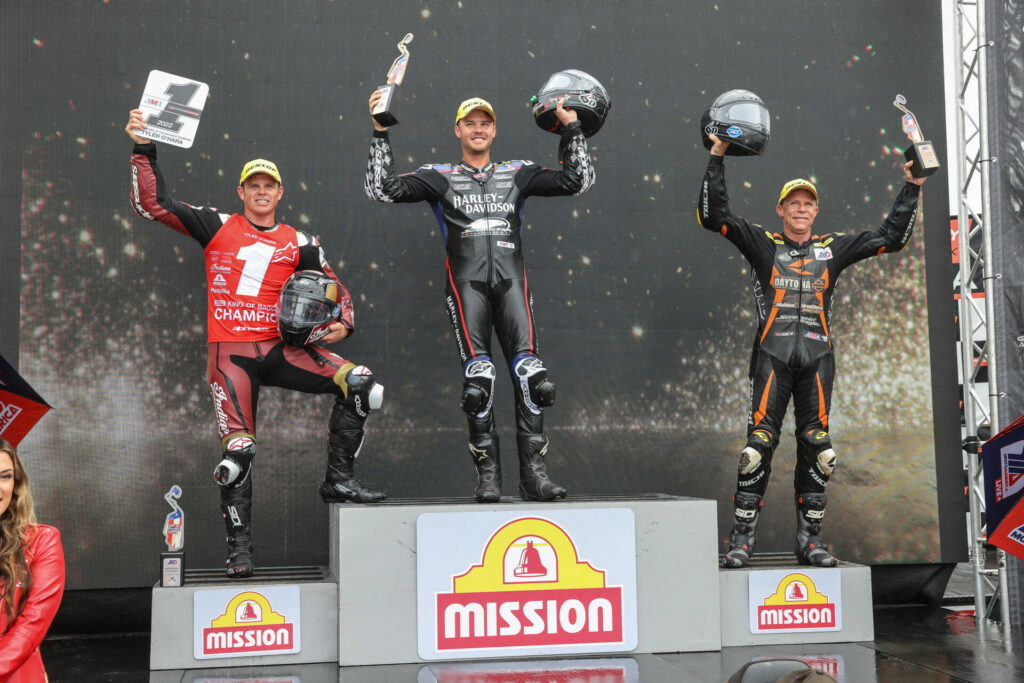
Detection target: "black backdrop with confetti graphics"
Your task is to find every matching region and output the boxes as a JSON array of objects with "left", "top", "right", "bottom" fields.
[{"left": 0, "top": 0, "right": 962, "bottom": 589}]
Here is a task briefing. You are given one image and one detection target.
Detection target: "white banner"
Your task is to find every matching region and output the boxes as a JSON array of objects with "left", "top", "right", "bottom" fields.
[
  {"left": 748, "top": 568, "right": 843, "bottom": 634},
  {"left": 417, "top": 508, "right": 638, "bottom": 660},
  {"left": 193, "top": 586, "right": 301, "bottom": 659}
]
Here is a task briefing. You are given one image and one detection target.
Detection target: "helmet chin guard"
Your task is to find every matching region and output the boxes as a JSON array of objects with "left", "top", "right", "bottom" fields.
[
  {"left": 531, "top": 69, "right": 611, "bottom": 138},
  {"left": 701, "top": 89, "right": 770, "bottom": 156}
]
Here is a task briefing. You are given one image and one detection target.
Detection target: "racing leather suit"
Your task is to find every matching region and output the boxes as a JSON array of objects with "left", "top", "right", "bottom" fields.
[
  {"left": 130, "top": 142, "right": 359, "bottom": 439},
  {"left": 130, "top": 141, "right": 383, "bottom": 575},
  {"left": 364, "top": 121, "right": 594, "bottom": 426},
  {"left": 697, "top": 155, "right": 921, "bottom": 498}
]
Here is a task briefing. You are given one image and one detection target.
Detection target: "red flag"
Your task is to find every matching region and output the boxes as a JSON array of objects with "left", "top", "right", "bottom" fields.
[
  {"left": 989, "top": 497, "right": 1024, "bottom": 562},
  {"left": 0, "top": 354, "right": 52, "bottom": 446}
]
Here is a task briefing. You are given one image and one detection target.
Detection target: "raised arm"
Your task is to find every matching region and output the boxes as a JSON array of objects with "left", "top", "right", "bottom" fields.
[
  {"left": 364, "top": 91, "right": 445, "bottom": 204},
  {"left": 126, "top": 108, "right": 226, "bottom": 246},
  {"left": 517, "top": 100, "right": 595, "bottom": 197}
]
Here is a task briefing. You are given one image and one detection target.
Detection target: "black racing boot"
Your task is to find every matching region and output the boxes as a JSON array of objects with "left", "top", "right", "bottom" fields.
[
  {"left": 723, "top": 491, "right": 763, "bottom": 568},
  {"left": 516, "top": 433, "right": 567, "bottom": 501},
  {"left": 320, "top": 440, "right": 387, "bottom": 503},
  {"left": 795, "top": 492, "right": 838, "bottom": 566},
  {"left": 469, "top": 434, "right": 502, "bottom": 503},
  {"left": 221, "top": 475, "right": 254, "bottom": 579},
  {"left": 468, "top": 436, "right": 501, "bottom": 505}
]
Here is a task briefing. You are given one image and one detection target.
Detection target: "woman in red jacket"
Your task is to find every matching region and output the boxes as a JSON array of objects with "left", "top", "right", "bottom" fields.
[{"left": 0, "top": 438, "right": 64, "bottom": 682}]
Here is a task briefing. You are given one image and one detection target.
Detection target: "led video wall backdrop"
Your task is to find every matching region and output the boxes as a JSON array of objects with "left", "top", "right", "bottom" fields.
[{"left": 0, "top": 0, "right": 960, "bottom": 588}]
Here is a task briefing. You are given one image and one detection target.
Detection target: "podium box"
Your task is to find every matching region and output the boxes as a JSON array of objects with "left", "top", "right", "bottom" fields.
[
  {"left": 718, "top": 552, "right": 874, "bottom": 646},
  {"left": 150, "top": 567, "right": 338, "bottom": 670},
  {"left": 330, "top": 494, "right": 721, "bottom": 665}
]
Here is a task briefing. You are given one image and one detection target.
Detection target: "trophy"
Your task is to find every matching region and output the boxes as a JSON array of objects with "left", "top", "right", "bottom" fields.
[
  {"left": 372, "top": 33, "right": 414, "bottom": 127},
  {"left": 160, "top": 485, "right": 185, "bottom": 587},
  {"left": 893, "top": 94, "right": 940, "bottom": 178}
]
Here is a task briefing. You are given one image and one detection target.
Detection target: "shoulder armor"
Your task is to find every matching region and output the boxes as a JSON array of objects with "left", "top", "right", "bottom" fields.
[{"left": 296, "top": 230, "right": 320, "bottom": 247}]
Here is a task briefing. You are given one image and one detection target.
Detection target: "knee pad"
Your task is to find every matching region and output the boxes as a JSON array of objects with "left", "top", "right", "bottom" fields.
[
  {"left": 461, "top": 358, "right": 496, "bottom": 417},
  {"left": 342, "top": 365, "right": 384, "bottom": 418},
  {"left": 816, "top": 448, "right": 837, "bottom": 477},
  {"left": 737, "top": 446, "right": 771, "bottom": 491},
  {"left": 512, "top": 354, "right": 556, "bottom": 412},
  {"left": 214, "top": 436, "right": 255, "bottom": 487}
]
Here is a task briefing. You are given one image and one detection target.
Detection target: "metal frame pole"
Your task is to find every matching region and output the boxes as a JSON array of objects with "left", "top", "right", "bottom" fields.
[{"left": 952, "top": 0, "right": 1008, "bottom": 624}]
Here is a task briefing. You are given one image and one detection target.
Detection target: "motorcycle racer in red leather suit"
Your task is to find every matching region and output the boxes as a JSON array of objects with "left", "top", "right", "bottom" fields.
[{"left": 126, "top": 108, "right": 384, "bottom": 579}]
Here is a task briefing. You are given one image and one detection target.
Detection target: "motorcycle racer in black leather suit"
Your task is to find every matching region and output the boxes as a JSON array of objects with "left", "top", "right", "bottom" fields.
[
  {"left": 365, "top": 93, "right": 594, "bottom": 503},
  {"left": 698, "top": 134, "right": 926, "bottom": 568}
]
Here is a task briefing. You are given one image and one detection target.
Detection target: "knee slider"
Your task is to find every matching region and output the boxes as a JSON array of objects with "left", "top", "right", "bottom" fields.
[
  {"left": 461, "top": 359, "right": 496, "bottom": 417},
  {"left": 215, "top": 436, "right": 255, "bottom": 487},
  {"left": 513, "top": 355, "right": 556, "bottom": 410},
  {"left": 737, "top": 446, "right": 770, "bottom": 490},
  {"left": 343, "top": 365, "right": 384, "bottom": 417},
  {"left": 738, "top": 447, "right": 763, "bottom": 476},
  {"left": 817, "top": 448, "right": 837, "bottom": 477}
]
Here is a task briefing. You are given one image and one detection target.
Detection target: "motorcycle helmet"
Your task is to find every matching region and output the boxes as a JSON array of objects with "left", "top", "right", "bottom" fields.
[
  {"left": 701, "top": 89, "right": 770, "bottom": 156},
  {"left": 531, "top": 69, "right": 611, "bottom": 137},
  {"left": 276, "top": 270, "right": 344, "bottom": 346}
]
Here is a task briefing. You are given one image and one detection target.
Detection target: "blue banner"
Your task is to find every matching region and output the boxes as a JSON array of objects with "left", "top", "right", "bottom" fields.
[{"left": 983, "top": 414, "right": 1024, "bottom": 533}]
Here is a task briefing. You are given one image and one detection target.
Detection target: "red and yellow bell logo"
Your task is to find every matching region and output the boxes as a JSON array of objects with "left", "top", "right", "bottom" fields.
[
  {"left": 435, "top": 517, "right": 624, "bottom": 650},
  {"left": 202, "top": 591, "right": 295, "bottom": 655},
  {"left": 757, "top": 573, "right": 837, "bottom": 630}
]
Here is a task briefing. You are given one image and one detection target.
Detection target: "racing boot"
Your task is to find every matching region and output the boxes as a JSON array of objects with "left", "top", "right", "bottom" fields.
[
  {"left": 723, "top": 491, "right": 763, "bottom": 568},
  {"left": 319, "top": 431, "right": 386, "bottom": 504},
  {"left": 221, "top": 475, "right": 254, "bottom": 578},
  {"left": 795, "top": 492, "right": 839, "bottom": 566},
  {"left": 516, "top": 433, "right": 567, "bottom": 501},
  {"left": 469, "top": 433, "right": 502, "bottom": 503}
]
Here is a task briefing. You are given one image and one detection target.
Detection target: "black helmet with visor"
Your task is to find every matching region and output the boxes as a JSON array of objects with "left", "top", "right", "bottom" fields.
[
  {"left": 276, "top": 270, "right": 343, "bottom": 347},
  {"left": 531, "top": 69, "right": 611, "bottom": 138},
  {"left": 701, "top": 89, "right": 770, "bottom": 156}
]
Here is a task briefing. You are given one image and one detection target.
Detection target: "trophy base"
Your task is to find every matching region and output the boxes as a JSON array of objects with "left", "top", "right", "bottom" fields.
[
  {"left": 905, "top": 141, "right": 940, "bottom": 178},
  {"left": 372, "top": 83, "right": 400, "bottom": 127},
  {"left": 160, "top": 551, "right": 185, "bottom": 587}
]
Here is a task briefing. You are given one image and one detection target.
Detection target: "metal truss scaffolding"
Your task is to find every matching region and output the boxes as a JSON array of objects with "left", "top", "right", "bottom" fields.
[{"left": 952, "top": 0, "right": 1009, "bottom": 624}]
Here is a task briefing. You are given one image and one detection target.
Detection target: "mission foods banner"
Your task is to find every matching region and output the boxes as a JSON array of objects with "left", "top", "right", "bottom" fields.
[
  {"left": 193, "top": 586, "right": 301, "bottom": 659},
  {"left": 416, "top": 509, "right": 638, "bottom": 660},
  {"left": 748, "top": 569, "right": 843, "bottom": 634}
]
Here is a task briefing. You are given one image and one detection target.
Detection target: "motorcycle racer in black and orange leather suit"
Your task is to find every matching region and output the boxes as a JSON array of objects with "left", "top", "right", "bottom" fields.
[{"left": 698, "top": 135, "right": 925, "bottom": 567}]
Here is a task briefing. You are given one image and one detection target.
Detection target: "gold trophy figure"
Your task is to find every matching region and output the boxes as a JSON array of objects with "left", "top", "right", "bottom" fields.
[{"left": 372, "top": 33, "right": 414, "bottom": 127}]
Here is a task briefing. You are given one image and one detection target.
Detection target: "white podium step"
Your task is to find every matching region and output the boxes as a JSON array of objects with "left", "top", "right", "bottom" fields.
[
  {"left": 718, "top": 552, "right": 874, "bottom": 646},
  {"left": 150, "top": 567, "right": 338, "bottom": 670},
  {"left": 330, "top": 494, "right": 721, "bottom": 665}
]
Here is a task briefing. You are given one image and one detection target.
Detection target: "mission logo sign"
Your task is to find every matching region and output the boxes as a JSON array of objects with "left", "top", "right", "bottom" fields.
[
  {"left": 193, "top": 587, "right": 301, "bottom": 659},
  {"left": 748, "top": 569, "right": 843, "bottom": 634},
  {"left": 417, "top": 509, "right": 638, "bottom": 660}
]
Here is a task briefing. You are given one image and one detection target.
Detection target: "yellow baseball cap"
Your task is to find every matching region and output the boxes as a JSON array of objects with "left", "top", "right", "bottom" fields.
[
  {"left": 778, "top": 178, "right": 818, "bottom": 205},
  {"left": 455, "top": 97, "right": 496, "bottom": 123},
  {"left": 239, "top": 159, "right": 282, "bottom": 186}
]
